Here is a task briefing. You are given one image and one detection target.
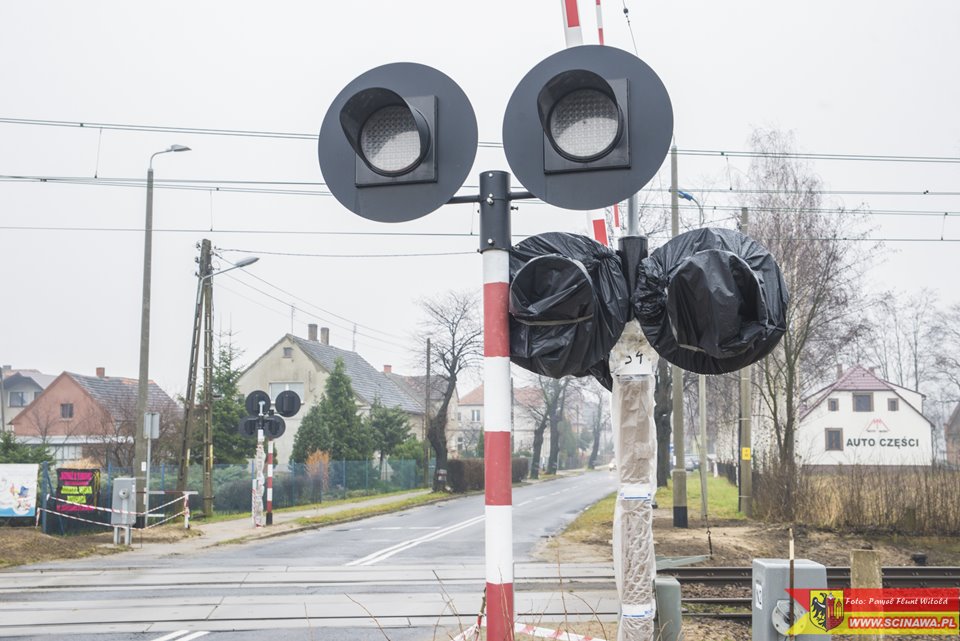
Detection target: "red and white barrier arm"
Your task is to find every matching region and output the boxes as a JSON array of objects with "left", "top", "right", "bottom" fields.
[{"left": 560, "top": 0, "right": 583, "bottom": 47}]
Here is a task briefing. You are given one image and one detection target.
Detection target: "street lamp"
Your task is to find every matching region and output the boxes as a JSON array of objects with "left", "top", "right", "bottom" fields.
[
  {"left": 678, "top": 189, "right": 709, "bottom": 522},
  {"left": 134, "top": 144, "right": 191, "bottom": 526}
]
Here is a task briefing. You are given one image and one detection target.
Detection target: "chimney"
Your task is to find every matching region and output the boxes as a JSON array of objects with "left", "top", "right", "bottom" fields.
[
  {"left": 308, "top": 323, "right": 318, "bottom": 342},
  {"left": 96, "top": 367, "right": 105, "bottom": 378},
  {"left": 320, "top": 327, "right": 330, "bottom": 345},
  {"left": 836, "top": 364, "right": 843, "bottom": 380},
  {"left": 383, "top": 365, "right": 392, "bottom": 374}
]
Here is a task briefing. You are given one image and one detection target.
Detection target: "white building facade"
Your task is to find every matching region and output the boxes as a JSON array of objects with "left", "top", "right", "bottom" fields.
[{"left": 796, "top": 365, "right": 933, "bottom": 467}]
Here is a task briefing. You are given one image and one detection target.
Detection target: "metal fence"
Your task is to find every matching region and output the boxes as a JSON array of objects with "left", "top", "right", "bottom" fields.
[{"left": 34, "top": 458, "right": 427, "bottom": 534}]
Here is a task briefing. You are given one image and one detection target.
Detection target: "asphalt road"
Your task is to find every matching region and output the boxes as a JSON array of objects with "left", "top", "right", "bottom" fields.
[{"left": 0, "top": 471, "right": 619, "bottom": 641}]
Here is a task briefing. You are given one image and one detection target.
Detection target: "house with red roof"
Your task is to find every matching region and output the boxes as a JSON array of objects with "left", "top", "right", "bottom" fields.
[
  {"left": 796, "top": 365, "right": 934, "bottom": 466},
  {"left": 10, "top": 368, "right": 180, "bottom": 467}
]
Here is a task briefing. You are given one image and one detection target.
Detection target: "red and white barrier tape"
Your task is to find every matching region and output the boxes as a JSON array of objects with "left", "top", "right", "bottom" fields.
[
  {"left": 450, "top": 618, "right": 608, "bottom": 641},
  {"left": 143, "top": 510, "right": 187, "bottom": 529},
  {"left": 46, "top": 492, "right": 186, "bottom": 517},
  {"left": 36, "top": 507, "right": 115, "bottom": 528}
]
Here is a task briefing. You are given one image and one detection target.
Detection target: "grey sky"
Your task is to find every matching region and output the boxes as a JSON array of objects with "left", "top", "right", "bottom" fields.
[{"left": 1, "top": 1, "right": 957, "bottom": 397}]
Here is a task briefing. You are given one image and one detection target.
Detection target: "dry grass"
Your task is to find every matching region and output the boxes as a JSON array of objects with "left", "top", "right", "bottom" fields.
[
  {"left": 0, "top": 523, "right": 198, "bottom": 568},
  {"left": 755, "top": 464, "right": 960, "bottom": 535}
]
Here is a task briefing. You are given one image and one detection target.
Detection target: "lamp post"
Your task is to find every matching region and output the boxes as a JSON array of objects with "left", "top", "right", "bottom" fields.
[
  {"left": 678, "top": 189, "right": 710, "bottom": 521},
  {"left": 200, "top": 255, "right": 259, "bottom": 517},
  {"left": 134, "top": 144, "right": 190, "bottom": 526}
]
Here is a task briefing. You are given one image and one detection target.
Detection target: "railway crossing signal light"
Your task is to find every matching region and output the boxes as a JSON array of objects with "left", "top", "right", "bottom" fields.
[
  {"left": 318, "top": 62, "right": 478, "bottom": 223},
  {"left": 239, "top": 389, "right": 300, "bottom": 439},
  {"left": 502, "top": 45, "right": 673, "bottom": 211}
]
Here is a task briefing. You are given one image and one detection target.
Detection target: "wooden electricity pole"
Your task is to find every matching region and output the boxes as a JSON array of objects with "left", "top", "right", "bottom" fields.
[{"left": 177, "top": 240, "right": 211, "bottom": 496}]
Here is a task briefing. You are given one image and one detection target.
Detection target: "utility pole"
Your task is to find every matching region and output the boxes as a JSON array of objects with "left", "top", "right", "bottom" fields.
[
  {"left": 739, "top": 207, "right": 753, "bottom": 517},
  {"left": 423, "top": 338, "right": 431, "bottom": 488},
  {"left": 670, "top": 145, "right": 688, "bottom": 528},
  {"left": 177, "top": 241, "right": 210, "bottom": 496},
  {"left": 202, "top": 243, "right": 215, "bottom": 517}
]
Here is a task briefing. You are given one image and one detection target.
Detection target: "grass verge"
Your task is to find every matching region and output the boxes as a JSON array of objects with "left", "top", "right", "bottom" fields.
[
  {"left": 655, "top": 473, "right": 745, "bottom": 521},
  {"left": 294, "top": 491, "right": 447, "bottom": 527}
]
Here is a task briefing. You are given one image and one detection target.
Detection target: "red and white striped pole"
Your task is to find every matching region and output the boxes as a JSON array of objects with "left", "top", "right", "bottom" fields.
[
  {"left": 480, "top": 170, "right": 514, "bottom": 641},
  {"left": 560, "top": 0, "right": 583, "bottom": 47},
  {"left": 266, "top": 438, "right": 274, "bottom": 525},
  {"left": 589, "top": 210, "right": 609, "bottom": 247},
  {"left": 596, "top": 0, "right": 605, "bottom": 44}
]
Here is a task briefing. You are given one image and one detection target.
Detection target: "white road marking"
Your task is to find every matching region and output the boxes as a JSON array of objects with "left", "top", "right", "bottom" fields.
[
  {"left": 346, "top": 514, "right": 485, "bottom": 566},
  {"left": 151, "top": 632, "right": 209, "bottom": 641},
  {"left": 151, "top": 632, "right": 190, "bottom": 641}
]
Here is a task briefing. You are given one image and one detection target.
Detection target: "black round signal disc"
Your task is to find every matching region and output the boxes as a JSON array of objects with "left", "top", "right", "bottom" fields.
[
  {"left": 318, "top": 62, "right": 478, "bottom": 223},
  {"left": 244, "top": 390, "right": 271, "bottom": 417},
  {"left": 503, "top": 45, "right": 673, "bottom": 211},
  {"left": 274, "top": 390, "right": 302, "bottom": 418}
]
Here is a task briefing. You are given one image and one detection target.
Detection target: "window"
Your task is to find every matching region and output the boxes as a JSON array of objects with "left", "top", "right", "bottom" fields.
[
  {"left": 9, "top": 391, "right": 27, "bottom": 407},
  {"left": 827, "top": 398, "right": 839, "bottom": 412},
  {"left": 852, "top": 393, "right": 873, "bottom": 412},
  {"left": 282, "top": 347, "right": 294, "bottom": 358},
  {"left": 34, "top": 391, "right": 42, "bottom": 401},
  {"left": 269, "top": 382, "right": 305, "bottom": 401},
  {"left": 825, "top": 428, "right": 843, "bottom": 451},
  {"left": 60, "top": 403, "right": 74, "bottom": 419},
  {"left": 470, "top": 409, "right": 481, "bottom": 422},
  {"left": 888, "top": 398, "right": 899, "bottom": 411}
]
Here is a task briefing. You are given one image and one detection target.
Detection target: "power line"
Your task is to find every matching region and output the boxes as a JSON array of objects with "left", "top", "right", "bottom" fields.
[
  {"left": 218, "top": 247, "right": 476, "bottom": 258},
  {"left": 2, "top": 117, "right": 959, "bottom": 163},
  {"left": 214, "top": 281, "right": 411, "bottom": 359},
  {"left": 0, "top": 224, "right": 955, "bottom": 243},
  {"left": 3, "top": 174, "right": 960, "bottom": 200},
  {"left": 220, "top": 265, "right": 410, "bottom": 343}
]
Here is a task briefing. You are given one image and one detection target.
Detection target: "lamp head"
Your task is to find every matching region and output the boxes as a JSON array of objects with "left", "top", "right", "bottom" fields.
[
  {"left": 234, "top": 256, "right": 259, "bottom": 268},
  {"left": 168, "top": 144, "right": 191, "bottom": 153}
]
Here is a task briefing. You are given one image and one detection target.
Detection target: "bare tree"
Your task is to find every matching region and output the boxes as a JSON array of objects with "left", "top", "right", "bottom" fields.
[
  {"left": 587, "top": 382, "right": 610, "bottom": 469},
  {"left": 743, "top": 130, "right": 876, "bottom": 483},
  {"left": 932, "top": 302, "right": 960, "bottom": 397},
  {"left": 856, "top": 289, "right": 939, "bottom": 392},
  {"left": 418, "top": 290, "right": 482, "bottom": 491},
  {"left": 521, "top": 375, "right": 588, "bottom": 476}
]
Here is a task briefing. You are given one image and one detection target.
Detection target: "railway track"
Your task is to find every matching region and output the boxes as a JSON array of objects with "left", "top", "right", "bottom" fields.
[
  {"left": 662, "top": 565, "right": 960, "bottom": 588},
  {"left": 662, "top": 566, "right": 960, "bottom": 620}
]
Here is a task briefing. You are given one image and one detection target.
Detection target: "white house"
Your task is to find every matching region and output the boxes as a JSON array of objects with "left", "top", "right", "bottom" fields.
[
  {"left": 796, "top": 365, "right": 933, "bottom": 467},
  {"left": 237, "top": 324, "right": 423, "bottom": 465}
]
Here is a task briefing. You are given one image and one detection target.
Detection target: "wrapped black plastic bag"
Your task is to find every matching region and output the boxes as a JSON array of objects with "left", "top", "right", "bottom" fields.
[
  {"left": 509, "top": 232, "right": 629, "bottom": 387},
  {"left": 633, "top": 228, "right": 788, "bottom": 375}
]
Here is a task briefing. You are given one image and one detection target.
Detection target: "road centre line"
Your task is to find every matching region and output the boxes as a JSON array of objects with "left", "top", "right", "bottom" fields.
[
  {"left": 151, "top": 632, "right": 190, "bottom": 641},
  {"left": 346, "top": 514, "right": 485, "bottom": 566},
  {"left": 151, "top": 632, "right": 209, "bottom": 641}
]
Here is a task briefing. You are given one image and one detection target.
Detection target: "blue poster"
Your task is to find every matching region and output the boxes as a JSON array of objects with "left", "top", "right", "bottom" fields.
[{"left": 0, "top": 464, "right": 39, "bottom": 517}]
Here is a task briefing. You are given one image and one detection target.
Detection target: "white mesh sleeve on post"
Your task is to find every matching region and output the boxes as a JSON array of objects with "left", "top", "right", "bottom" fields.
[
  {"left": 609, "top": 321, "right": 659, "bottom": 641},
  {"left": 252, "top": 433, "right": 265, "bottom": 527}
]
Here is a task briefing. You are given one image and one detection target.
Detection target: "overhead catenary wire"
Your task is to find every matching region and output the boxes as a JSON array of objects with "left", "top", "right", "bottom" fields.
[
  {"left": 2, "top": 117, "right": 959, "bottom": 163},
  {"left": 2, "top": 173, "right": 959, "bottom": 200}
]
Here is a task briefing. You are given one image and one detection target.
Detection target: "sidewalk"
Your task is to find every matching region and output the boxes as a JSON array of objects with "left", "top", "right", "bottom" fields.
[{"left": 120, "top": 489, "right": 433, "bottom": 560}]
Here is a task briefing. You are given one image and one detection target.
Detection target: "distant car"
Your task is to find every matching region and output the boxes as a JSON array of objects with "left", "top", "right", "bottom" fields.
[
  {"left": 685, "top": 456, "right": 699, "bottom": 472},
  {"left": 607, "top": 460, "right": 617, "bottom": 471}
]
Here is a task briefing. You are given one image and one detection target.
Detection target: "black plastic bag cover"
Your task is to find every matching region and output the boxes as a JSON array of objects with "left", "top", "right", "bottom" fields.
[
  {"left": 633, "top": 228, "right": 788, "bottom": 375},
  {"left": 510, "top": 232, "right": 629, "bottom": 386}
]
